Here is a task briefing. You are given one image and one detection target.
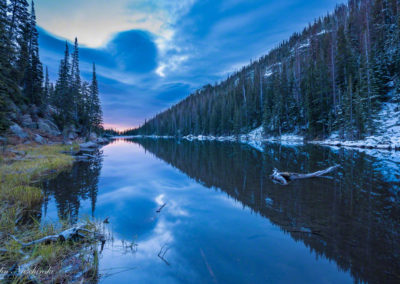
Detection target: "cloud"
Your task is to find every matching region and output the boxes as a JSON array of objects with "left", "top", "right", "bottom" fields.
[
  {"left": 35, "top": 0, "right": 196, "bottom": 49},
  {"left": 37, "top": 0, "right": 345, "bottom": 131}
]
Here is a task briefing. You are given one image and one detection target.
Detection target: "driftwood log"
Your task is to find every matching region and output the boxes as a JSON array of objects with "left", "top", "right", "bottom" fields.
[
  {"left": 270, "top": 164, "right": 340, "bottom": 185},
  {"left": 10, "top": 224, "right": 105, "bottom": 247}
]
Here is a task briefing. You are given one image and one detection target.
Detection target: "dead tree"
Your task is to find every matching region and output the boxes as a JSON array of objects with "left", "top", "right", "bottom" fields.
[{"left": 270, "top": 165, "right": 340, "bottom": 185}]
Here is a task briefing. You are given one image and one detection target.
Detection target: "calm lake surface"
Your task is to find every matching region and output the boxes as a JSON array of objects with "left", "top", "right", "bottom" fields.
[{"left": 41, "top": 138, "right": 400, "bottom": 284}]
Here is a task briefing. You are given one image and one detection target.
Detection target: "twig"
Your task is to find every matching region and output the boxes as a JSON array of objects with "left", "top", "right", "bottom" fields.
[
  {"left": 156, "top": 203, "right": 167, "bottom": 213},
  {"left": 157, "top": 244, "right": 170, "bottom": 266},
  {"left": 200, "top": 248, "right": 217, "bottom": 283}
]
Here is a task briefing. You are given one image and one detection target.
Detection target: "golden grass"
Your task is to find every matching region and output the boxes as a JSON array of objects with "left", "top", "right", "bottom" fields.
[
  {"left": 0, "top": 143, "right": 101, "bottom": 281},
  {"left": 0, "top": 143, "right": 104, "bottom": 282},
  {"left": 0, "top": 144, "right": 77, "bottom": 209}
]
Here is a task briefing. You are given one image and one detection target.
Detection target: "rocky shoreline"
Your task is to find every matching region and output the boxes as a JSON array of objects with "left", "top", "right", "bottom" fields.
[{"left": 124, "top": 128, "right": 399, "bottom": 152}]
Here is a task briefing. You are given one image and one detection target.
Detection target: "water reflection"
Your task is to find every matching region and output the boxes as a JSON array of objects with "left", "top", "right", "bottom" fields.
[
  {"left": 41, "top": 150, "right": 103, "bottom": 222},
  {"left": 132, "top": 138, "right": 400, "bottom": 284},
  {"left": 41, "top": 138, "right": 400, "bottom": 283}
]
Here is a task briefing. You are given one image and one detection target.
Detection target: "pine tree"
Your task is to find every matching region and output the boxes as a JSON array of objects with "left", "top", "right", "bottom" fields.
[
  {"left": 54, "top": 42, "right": 73, "bottom": 129},
  {"left": 43, "top": 66, "right": 49, "bottom": 103},
  {"left": 90, "top": 63, "right": 102, "bottom": 133},
  {"left": 7, "top": 0, "right": 29, "bottom": 41},
  {"left": 0, "top": 0, "right": 13, "bottom": 131},
  {"left": 71, "top": 37, "right": 82, "bottom": 123},
  {"left": 25, "top": 0, "right": 43, "bottom": 107}
]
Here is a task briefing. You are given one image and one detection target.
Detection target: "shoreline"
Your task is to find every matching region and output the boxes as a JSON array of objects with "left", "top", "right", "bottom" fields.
[
  {"left": 115, "top": 131, "right": 400, "bottom": 152},
  {"left": 0, "top": 139, "right": 108, "bottom": 283}
]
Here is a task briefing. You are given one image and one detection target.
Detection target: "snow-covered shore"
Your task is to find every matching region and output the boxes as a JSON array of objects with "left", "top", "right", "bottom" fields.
[
  {"left": 180, "top": 126, "right": 304, "bottom": 151},
  {"left": 311, "top": 102, "right": 400, "bottom": 150},
  {"left": 120, "top": 102, "right": 400, "bottom": 152}
]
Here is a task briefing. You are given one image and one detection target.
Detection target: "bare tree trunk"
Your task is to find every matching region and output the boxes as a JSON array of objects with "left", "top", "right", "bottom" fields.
[{"left": 271, "top": 165, "right": 340, "bottom": 185}]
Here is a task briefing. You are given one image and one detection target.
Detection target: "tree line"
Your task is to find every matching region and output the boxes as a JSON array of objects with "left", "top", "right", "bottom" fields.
[
  {"left": 128, "top": 0, "right": 400, "bottom": 140},
  {"left": 0, "top": 0, "right": 103, "bottom": 136}
]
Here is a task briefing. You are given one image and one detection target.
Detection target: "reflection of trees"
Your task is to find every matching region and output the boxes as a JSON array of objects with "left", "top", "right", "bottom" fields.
[
  {"left": 42, "top": 151, "right": 103, "bottom": 223},
  {"left": 134, "top": 138, "right": 400, "bottom": 284}
]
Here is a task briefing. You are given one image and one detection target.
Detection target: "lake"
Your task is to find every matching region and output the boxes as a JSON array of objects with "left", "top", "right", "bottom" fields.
[{"left": 40, "top": 138, "right": 400, "bottom": 284}]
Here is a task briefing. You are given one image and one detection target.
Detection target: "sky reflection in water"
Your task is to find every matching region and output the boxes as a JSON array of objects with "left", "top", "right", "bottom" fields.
[{"left": 41, "top": 139, "right": 400, "bottom": 283}]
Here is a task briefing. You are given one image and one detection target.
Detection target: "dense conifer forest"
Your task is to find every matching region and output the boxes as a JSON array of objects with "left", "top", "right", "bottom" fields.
[
  {"left": 129, "top": 0, "right": 400, "bottom": 140},
  {"left": 0, "top": 0, "right": 103, "bottom": 137}
]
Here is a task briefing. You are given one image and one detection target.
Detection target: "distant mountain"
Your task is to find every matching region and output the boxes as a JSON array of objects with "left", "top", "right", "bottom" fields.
[{"left": 129, "top": 0, "right": 400, "bottom": 141}]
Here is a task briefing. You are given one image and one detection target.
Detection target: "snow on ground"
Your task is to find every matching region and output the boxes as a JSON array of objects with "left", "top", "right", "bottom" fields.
[
  {"left": 181, "top": 126, "right": 304, "bottom": 152},
  {"left": 126, "top": 100, "right": 399, "bottom": 155},
  {"left": 312, "top": 102, "right": 400, "bottom": 150}
]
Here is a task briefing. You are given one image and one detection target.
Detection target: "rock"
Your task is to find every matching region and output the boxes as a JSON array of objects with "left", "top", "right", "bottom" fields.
[
  {"left": 38, "top": 118, "right": 61, "bottom": 136},
  {"left": 74, "top": 155, "right": 90, "bottom": 161},
  {"left": 89, "top": 132, "right": 97, "bottom": 141},
  {"left": 34, "top": 134, "right": 46, "bottom": 144},
  {"left": 78, "top": 147, "right": 97, "bottom": 153},
  {"left": 29, "top": 104, "right": 39, "bottom": 116},
  {"left": 79, "top": 141, "right": 98, "bottom": 149},
  {"left": 21, "top": 114, "right": 37, "bottom": 129},
  {"left": 68, "top": 131, "right": 78, "bottom": 140},
  {"left": 10, "top": 124, "right": 28, "bottom": 139},
  {"left": 7, "top": 101, "right": 20, "bottom": 121},
  {"left": 96, "top": 137, "right": 109, "bottom": 144},
  {"left": 63, "top": 125, "right": 78, "bottom": 140}
]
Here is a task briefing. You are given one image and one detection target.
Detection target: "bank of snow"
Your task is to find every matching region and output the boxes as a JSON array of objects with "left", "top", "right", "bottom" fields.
[
  {"left": 180, "top": 126, "right": 304, "bottom": 152},
  {"left": 311, "top": 102, "right": 400, "bottom": 150},
  {"left": 129, "top": 100, "right": 400, "bottom": 153}
]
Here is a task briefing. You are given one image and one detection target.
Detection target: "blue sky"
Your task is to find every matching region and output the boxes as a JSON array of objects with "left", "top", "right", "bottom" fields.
[{"left": 36, "top": 0, "right": 344, "bottom": 130}]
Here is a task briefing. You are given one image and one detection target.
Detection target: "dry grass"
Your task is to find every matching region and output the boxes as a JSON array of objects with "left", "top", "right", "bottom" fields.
[
  {"left": 0, "top": 143, "right": 103, "bottom": 282},
  {"left": 0, "top": 144, "right": 77, "bottom": 211}
]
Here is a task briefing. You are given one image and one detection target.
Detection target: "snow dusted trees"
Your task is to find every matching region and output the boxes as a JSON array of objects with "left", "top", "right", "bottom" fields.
[{"left": 128, "top": 0, "right": 399, "bottom": 140}]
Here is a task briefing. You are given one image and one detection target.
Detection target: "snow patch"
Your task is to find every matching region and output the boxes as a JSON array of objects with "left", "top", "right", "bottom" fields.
[{"left": 312, "top": 102, "right": 400, "bottom": 150}]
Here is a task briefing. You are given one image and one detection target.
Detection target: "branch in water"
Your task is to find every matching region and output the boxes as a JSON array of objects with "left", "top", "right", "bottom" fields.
[
  {"left": 270, "top": 165, "right": 340, "bottom": 185},
  {"left": 156, "top": 203, "right": 167, "bottom": 213}
]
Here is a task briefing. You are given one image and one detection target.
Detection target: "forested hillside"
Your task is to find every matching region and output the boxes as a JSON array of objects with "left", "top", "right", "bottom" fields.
[
  {"left": 131, "top": 0, "right": 400, "bottom": 140},
  {"left": 0, "top": 0, "right": 102, "bottom": 140}
]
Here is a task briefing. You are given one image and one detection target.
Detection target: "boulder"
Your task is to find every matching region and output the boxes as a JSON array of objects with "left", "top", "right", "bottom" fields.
[
  {"left": 21, "top": 114, "right": 37, "bottom": 129},
  {"left": 38, "top": 118, "right": 61, "bottom": 136},
  {"left": 79, "top": 141, "right": 98, "bottom": 149},
  {"left": 7, "top": 101, "right": 20, "bottom": 121},
  {"left": 29, "top": 104, "right": 39, "bottom": 116},
  {"left": 34, "top": 134, "right": 46, "bottom": 144},
  {"left": 96, "top": 137, "right": 109, "bottom": 144},
  {"left": 68, "top": 131, "right": 78, "bottom": 140},
  {"left": 34, "top": 134, "right": 45, "bottom": 144},
  {"left": 89, "top": 132, "right": 97, "bottom": 141},
  {"left": 10, "top": 124, "right": 28, "bottom": 139}
]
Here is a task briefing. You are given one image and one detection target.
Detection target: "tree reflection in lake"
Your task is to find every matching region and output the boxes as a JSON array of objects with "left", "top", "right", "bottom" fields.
[
  {"left": 40, "top": 138, "right": 400, "bottom": 283},
  {"left": 41, "top": 150, "right": 103, "bottom": 223},
  {"left": 132, "top": 138, "right": 400, "bottom": 284}
]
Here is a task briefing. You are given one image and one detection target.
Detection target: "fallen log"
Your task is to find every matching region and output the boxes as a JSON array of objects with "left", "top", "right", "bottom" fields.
[
  {"left": 10, "top": 224, "right": 104, "bottom": 247},
  {"left": 270, "top": 164, "right": 340, "bottom": 185}
]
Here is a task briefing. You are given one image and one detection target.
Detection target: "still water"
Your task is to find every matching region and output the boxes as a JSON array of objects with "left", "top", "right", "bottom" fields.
[{"left": 41, "top": 138, "right": 400, "bottom": 284}]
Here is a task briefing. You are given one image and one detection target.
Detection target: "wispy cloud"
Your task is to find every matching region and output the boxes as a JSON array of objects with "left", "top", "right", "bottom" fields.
[{"left": 37, "top": 0, "right": 345, "bottom": 130}]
